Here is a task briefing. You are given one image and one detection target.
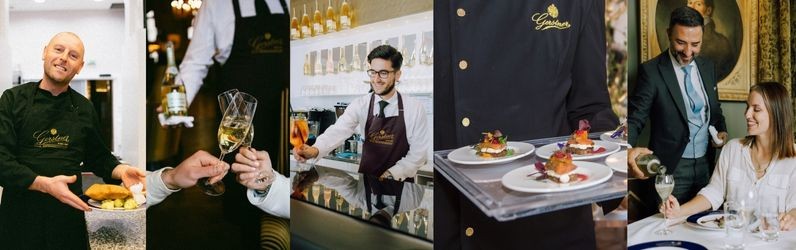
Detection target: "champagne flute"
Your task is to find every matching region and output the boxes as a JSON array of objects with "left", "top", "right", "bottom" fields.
[
  {"left": 199, "top": 92, "right": 257, "bottom": 196},
  {"left": 655, "top": 174, "right": 675, "bottom": 235},
  {"left": 220, "top": 89, "right": 255, "bottom": 148}
]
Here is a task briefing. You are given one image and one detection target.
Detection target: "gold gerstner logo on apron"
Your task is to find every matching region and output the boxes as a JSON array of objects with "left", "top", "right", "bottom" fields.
[
  {"left": 33, "top": 128, "right": 70, "bottom": 149},
  {"left": 531, "top": 4, "right": 571, "bottom": 31},
  {"left": 367, "top": 129, "right": 395, "bottom": 145},
  {"left": 249, "top": 32, "right": 284, "bottom": 54}
]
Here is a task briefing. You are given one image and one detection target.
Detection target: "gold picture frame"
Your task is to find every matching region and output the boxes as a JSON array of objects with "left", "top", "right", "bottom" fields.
[{"left": 641, "top": 0, "right": 757, "bottom": 101}]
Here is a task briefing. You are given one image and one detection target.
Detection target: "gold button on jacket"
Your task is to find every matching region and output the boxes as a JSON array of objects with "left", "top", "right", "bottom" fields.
[
  {"left": 456, "top": 8, "right": 466, "bottom": 17},
  {"left": 458, "top": 60, "right": 468, "bottom": 70},
  {"left": 465, "top": 227, "right": 474, "bottom": 237},
  {"left": 461, "top": 117, "right": 470, "bottom": 127}
]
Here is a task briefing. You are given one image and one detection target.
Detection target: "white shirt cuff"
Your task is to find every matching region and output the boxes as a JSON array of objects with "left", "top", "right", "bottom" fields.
[
  {"left": 247, "top": 173, "right": 290, "bottom": 219},
  {"left": 146, "top": 167, "right": 181, "bottom": 207}
]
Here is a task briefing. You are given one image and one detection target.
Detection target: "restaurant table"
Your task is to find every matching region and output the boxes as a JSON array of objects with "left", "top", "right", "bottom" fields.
[
  {"left": 433, "top": 132, "right": 628, "bottom": 221},
  {"left": 628, "top": 213, "right": 796, "bottom": 249}
]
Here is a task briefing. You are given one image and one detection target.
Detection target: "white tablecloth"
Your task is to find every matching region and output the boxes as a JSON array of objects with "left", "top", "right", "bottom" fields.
[{"left": 628, "top": 214, "right": 796, "bottom": 249}]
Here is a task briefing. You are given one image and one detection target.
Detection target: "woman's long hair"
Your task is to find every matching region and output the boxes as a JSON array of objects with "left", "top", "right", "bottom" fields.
[{"left": 741, "top": 82, "right": 795, "bottom": 159}]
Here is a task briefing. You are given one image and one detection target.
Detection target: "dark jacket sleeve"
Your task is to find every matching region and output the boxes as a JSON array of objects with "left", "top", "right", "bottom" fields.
[
  {"left": 566, "top": 0, "right": 618, "bottom": 132},
  {"left": 627, "top": 62, "right": 656, "bottom": 147},
  {"left": 0, "top": 89, "right": 39, "bottom": 189},
  {"left": 83, "top": 105, "right": 121, "bottom": 184}
]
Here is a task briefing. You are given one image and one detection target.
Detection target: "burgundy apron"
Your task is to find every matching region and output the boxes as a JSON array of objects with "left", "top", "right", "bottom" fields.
[{"left": 359, "top": 93, "right": 413, "bottom": 215}]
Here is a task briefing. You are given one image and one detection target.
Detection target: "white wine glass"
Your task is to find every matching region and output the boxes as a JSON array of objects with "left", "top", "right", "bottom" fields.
[
  {"left": 655, "top": 174, "right": 675, "bottom": 235},
  {"left": 219, "top": 89, "right": 255, "bottom": 148},
  {"left": 199, "top": 92, "right": 257, "bottom": 196}
]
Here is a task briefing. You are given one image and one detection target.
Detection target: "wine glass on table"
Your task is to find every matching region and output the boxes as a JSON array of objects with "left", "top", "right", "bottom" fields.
[
  {"left": 198, "top": 92, "right": 257, "bottom": 196},
  {"left": 655, "top": 174, "right": 675, "bottom": 235}
]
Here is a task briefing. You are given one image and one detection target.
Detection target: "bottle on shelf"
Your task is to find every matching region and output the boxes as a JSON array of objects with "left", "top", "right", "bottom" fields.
[
  {"left": 362, "top": 44, "right": 369, "bottom": 69},
  {"left": 340, "top": 0, "right": 352, "bottom": 30},
  {"left": 313, "top": 0, "right": 324, "bottom": 35},
  {"left": 325, "top": 0, "right": 337, "bottom": 33},
  {"left": 290, "top": 7, "right": 300, "bottom": 40},
  {"left": 326, "top": 48, "right": 335, "bottom": 74},
  {"left": 314, "top": 52, "right": 323, "bottom": 75},
  {"left": 304, "top": 53, "right": 312, "bottom": 76},
  {"left": 351, "top": 47, "right": 361, "bottom": 71},
  {"left": 160, "top": 41, "right": 188, "bottom": 118},
  {"left": 338, "top": 47, "right": 348, "bottom": 72},
  {"left": 301, "top": 4, "right": 312, "bottom": 37},
  {"left": 635, "top": 154, "right": 667, "bottom": 177}
]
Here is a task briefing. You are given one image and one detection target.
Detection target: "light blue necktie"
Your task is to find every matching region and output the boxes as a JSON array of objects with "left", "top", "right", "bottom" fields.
[{"left": 682, "top": 65, "right": 704, "bottom": 113}]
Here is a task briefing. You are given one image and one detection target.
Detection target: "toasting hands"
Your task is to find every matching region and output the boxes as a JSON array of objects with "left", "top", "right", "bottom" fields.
[
  {"left": 232, "top": 147, "right": 275, "bottom": 191},
  {"left": 162, "top": 150, "right": 229, "bottom": 190}
]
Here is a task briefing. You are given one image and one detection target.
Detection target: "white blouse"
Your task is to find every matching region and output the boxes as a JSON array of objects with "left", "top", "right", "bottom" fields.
[{"left": 697, "top": 139, "right": 796, "bottom": 212}]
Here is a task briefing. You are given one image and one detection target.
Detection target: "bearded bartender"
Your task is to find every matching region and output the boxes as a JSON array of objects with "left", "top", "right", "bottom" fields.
[
  {"left": 294, "top": 45, "right": 429, "bottom": 221},
  {"left": 435, "top": 1, "right": 622, "bottom": 249},
  {"left": 0, "top": 32, "right": 146, "bottom": 249}
]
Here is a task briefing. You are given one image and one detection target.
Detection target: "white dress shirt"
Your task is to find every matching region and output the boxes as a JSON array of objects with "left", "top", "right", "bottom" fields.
[
  {"left": 697, "top": 139, "right": 796, "bottom": 212},
  {"left": 146, "top": 167, "right": 291, "bottom": 218},
  {"left": 178, "top": 0, "right": 289, "bottom": 105},
  {"left": 312, "top": 92, "right": 429, "bottom": 181}
]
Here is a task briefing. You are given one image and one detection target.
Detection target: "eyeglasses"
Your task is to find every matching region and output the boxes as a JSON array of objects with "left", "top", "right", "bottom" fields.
[{"left": 366, "top": 69, "right": 396, "bottom": 79}]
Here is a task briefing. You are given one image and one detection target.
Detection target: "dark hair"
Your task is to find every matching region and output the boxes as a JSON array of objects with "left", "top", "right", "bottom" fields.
[
  {"left": 367, "top": 45, "right": 403, "bottom": 70},
  {"left": 703, "top": 0, "right": 714, "bottom": 9},
  {"left": 741, "top": 82, "right": 796, "bottom": 159},
  {"left": 669, "top": 6, "right": 704, "bottom": 31}
]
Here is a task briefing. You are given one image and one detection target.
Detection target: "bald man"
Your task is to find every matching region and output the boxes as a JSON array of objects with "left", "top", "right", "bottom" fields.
[{"left": 0, "top": 32, "right": 146, "bottom": 249}]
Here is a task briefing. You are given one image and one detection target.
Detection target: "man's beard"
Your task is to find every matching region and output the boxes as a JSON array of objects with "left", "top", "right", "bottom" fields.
[
  {"left": 44, "top": 67, "right": 72, "bottom": 86},
  {"left": 375, "top": 80, "right": 396, "bottom": 96},
  {"left": 670, "top": 48, "right": 697, "bottom": 65}
]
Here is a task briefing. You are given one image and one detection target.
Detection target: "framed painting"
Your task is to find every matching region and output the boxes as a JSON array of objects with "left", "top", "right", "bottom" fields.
[{"left": 641, "top": 0, "right": 757, "bottom": 101}]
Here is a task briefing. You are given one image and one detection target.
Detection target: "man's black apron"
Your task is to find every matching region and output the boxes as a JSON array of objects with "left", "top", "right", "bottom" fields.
[
  {"left": 359, "top": 93, "right": 412, "bottom": 215},
  {"left": 220, "top": 0, "right": 289, "bottom": 247},
  {"left": 0, "top": 83, "right": 93, "bottom": 249}
]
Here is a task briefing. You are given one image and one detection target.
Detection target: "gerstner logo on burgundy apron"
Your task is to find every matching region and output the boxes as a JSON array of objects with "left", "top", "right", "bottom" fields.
[{"left": 359, "top": 93, "right": 412, "bottom": 215}]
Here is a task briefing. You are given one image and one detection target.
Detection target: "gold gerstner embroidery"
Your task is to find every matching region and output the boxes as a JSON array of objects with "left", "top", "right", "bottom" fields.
[
  {"left": 33, "top": 128, "right": 70, "bottom": 148},
  {"left": 531, "top": 4, "right": 571, "bottom": 31}
]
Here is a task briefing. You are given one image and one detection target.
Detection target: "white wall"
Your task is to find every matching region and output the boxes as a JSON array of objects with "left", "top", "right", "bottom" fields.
[
  {"left": 6, "top": 7, "right": 145, "bottom": 168},
  {"left": 9, "top": 9, "right": 125, "bottom": 80},
  {"left": 0, "top": 0, "right": 11, "bottom": 93}
]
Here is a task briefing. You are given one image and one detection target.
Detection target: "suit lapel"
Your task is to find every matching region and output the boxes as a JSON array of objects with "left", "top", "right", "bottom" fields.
[{"left": 658, "top": 50, "right": 688, "bottom": 122}]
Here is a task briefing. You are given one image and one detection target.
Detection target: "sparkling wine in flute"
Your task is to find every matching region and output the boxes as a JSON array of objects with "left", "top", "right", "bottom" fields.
[
  {"left": 200, "top": 91, "right": 257, "bottom": 196},
  {"left": 218, "top": 116, "right": 249, "bottom": 153},
  {"left": 655, "top": 184, "right": 674, "bottom": 200}
]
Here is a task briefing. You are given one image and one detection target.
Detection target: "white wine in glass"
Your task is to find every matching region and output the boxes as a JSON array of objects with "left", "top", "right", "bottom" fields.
[
  {"left": 199, "top": 92, "right": 257, "bottom": 196},
  {"left": 655, "top": 174, "right": 675, "bottom": 235}
]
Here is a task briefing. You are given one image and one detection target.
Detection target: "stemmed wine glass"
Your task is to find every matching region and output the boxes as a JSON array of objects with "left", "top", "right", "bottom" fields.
[
  {"left": 655, "top": 174, "right": 675, "bottom": 235},
  {"left": 218, "top": 89, "right": 254, "bottom": 147},
  {"left": 290, "top": 113, "right": 310, "bottom": 170},
  {"left": 198, "top": 91, "right": 257, "bottom": 196}
]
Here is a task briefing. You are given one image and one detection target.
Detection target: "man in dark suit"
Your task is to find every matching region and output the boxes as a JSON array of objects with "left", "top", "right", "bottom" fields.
[
  {"left": 627, "top": 6, "right": 727, "bottom": 220},
  {"left": 434, "top": 0, "right": 620, "bottom": 248}
]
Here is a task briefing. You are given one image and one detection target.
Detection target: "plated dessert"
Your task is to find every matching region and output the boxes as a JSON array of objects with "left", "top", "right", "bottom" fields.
[
  {"left": 565, "top": 120, "right": 607, "bottom": 155},
  {"left": 473, "top": 130, "right": 513, "bottom": 158},
  {"left": 531, "top": 150, "right": 587, "bottom": 184}
]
